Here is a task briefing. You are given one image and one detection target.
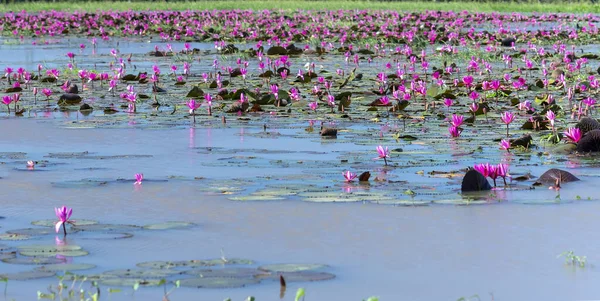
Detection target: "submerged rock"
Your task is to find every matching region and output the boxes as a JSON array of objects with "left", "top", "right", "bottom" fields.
[
  {"left": 510, "top": 134, "right": 533, "bottom": 148},
  {"left": 575, "top": 117, "right": 600, "bottom": 135},
  {"left": 58, "top": 93, "right": 82, "bottom": 105},
  {"left": 501, "top": 37, "right": 516, "bottom": 47},
  {"left": 535, "top": 168, "right": 580, "bottom": 187},
  {"left": 461, "top": 169, "right": 492, "bottom": 192},
  {"left": 577, "top": 129, "right": 600, "bottom": 153}
]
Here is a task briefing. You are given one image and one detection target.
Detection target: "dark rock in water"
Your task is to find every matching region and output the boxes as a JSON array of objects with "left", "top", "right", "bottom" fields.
[
  {"left": 501, "top": 37, "right": 516, "bottom": 47},
  {"left": 510, "top": 134, "right": 533, "bottom": 148},
  {"left": 267, "top": 46, "right": 287, "bottom": 55},
  {"left": 575, "top": 117, "right": 600, "bottom": 135},
  {"left": 461, "top": 169, "right": 492, "bottom": 192},
  {"left": 286, "top": 44, "right": 304, "bottom": 55},
  {"left": 226, "top": 102, "right": 249, "bottom": 113},
  {"left": 153, "top": 86, "right": 167, "bottom": 93},
  {"left": 358, "top": 171, "right": 371, "bottom": 182},
  {"left": 577, "top": 129, "right": 600, "bottom": 152},
  {"left": 79, "top": 103, "right": 93, "bottom": 111},
  {"left": 58, "top": 93, "right": 82, "bottom": 105},
  {"left": 320, "top": 128, "right": 337, "bottom": 137},
  {"left": 535, "top": 168, "right": 580, "bottom": 186},
  {"left": 67, "top": 84, "right": 79, "bottom": 94},
  {"left": 221, "top": 44, "right": 239, "bottom": 54}
]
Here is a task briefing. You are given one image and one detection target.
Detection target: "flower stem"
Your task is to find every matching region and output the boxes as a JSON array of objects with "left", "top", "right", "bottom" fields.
[{"left": 62, "top": 223, "right": 67, "bottom": 236}]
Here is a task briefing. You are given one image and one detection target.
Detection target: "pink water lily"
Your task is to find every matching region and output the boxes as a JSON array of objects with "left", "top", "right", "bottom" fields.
[
  {"left": 500, "top": 139, "right": 511, "bottom": 152},
  {"left": 55, "top": 206, "right": 73, "bottom": 236},
  {"left": 563, "top": 127, "right": 581, "bottom": 144},
  {"left": 500, "top": 111, "right": 515, "bottom": 137},
  {"left": 134, "top": 173, "right": 143, "bottom": 185},
  {"left": 27, "top": 160, "right": 35, "bottom": 168},
  {"left": 375, "top": 145, "right": 390, "bottom": 166},
  {"left": 187, "top": 99, "right": 201, "bottom": 123},
  {"left": 343, "top": 170, "right": 357, "bottom": 182}
]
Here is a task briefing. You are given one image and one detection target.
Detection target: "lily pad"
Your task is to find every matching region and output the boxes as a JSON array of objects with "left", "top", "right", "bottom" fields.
[
  {"left": 178, "top": 276, "right": 261, "bottom": 288},
  {"left": 142, "top": 221, "right": 195, "bottom": 230},
  {"left": 7, "top": 228, "right": 63, "bottom": 236},
  {"left": 2, "top": 256, "right": 67, "bottom": 265},
  {"left": 72, "top": 224, "right": 141, "bottom": 232},
  {"left": 78, "top": 232, "right": 134, "bottom": 240},
  {"left": 32, "top": 219, "right": 98, "bottom": 227},
  {"left": 259, "top": 271, "right": 336, "bottom": 283},
  {"left": 99, "top": 277, "right": 164, "bottom": 287},
  {"left": 258, "top": 263, "right": 328, "bottom": 273},
  {"left": 102, "top": 268, "right": 181, "bottom": 278},
  {"left": 18, "top": 245, "right": 89, "bottom": 257},
  {"left": 0, "top": 233, "right": 31, "bottom": 241},
  {"left": 0, "top": 244, "right": 11, "bottom": 251},
  {"left": 0, "top": 252, "right": 16, "bottom": 260},
  {"left": 184, "top": 267, "right": 267, "bottom": 278},
  {"left": 35, "top": 263, "right": 96, "bottom": 272},
  {"left": 0, "top": 270, "right": 56, "bottom": 280}
]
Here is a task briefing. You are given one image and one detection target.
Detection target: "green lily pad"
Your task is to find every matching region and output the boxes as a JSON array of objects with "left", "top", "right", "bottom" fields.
[
  {"left": 99, "top": 277, "right": 164, "bottom": 287},
  {"left": 79, "top": 232, "right": 134, "bottom": 240},
  {"left": 142, "top": 221, "right": 195, "bottom": 230},
  {"left": 102, "top": 268, "right": 181, "bottom": 278},
  {"left": 35, "top": 263, "right": 96, "bottom": 272},
  {"left": 0, "top": 252, "right": 16, "bottom": 260},
  {"left": 178, "top": 276, "right": 261, "bottom": 288},
  {"left": 258, "top": 263, "right": 328, "bottom": 273},
  {"left": 0, "top": 233, "right": 31, "bottom": 241},
  {"left": 32, "top": 219, "right": 98, "bottom": 227},
  {"left": 7, "top": 228, "right": 64, "bottom": 236},
  {"left": 228, "top": 195, "right": 287, "bottom": 201},
  {"left": 0, "top": 270, "right": 56, "bottom": 280},
  {"left": 2, "top": 256, "right": 66, "bottom": 265},
  {"left": 18, "top": 245, "right": 89, "bottom": 257},
  {"left": 184, "top": 267, "right": 267, "bottom": 278},
  {"left": 260, "top": 271, "right": 336, "bottom": 282},
  {"left": 72, "top": 224, "right": 141, "bottom": 232}
]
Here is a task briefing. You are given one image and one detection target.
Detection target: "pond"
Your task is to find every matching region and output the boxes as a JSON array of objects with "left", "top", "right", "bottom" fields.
[{"left": 1, "top": 9, "right": 600, "bottom": 301}]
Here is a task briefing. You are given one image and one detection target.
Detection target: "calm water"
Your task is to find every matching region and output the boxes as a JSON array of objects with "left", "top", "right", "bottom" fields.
[{"left": 0, "top": 119, "right": 599, "bottom": 301}]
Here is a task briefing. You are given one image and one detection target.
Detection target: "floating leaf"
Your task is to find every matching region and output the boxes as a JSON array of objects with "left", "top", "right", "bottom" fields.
[
  {"left": 0, "top": 270, "right": 56, "bottom": 280},
  {"left": 72, "top": 224, "right": 141, "bottom": 232},
  {"left": 102, "top": 268, "right": 180, "bottom": 278},
  {"left": 184, "top": 267, "right": 267, "bottom": 278},
  {"left": 100, "top": 277, "right": 164, "bottom": 287},
  {"left": 32, "top": 219, "right": 98, "bottom": 227},
  {"left": 142, "top": 221, "right": 195, "bottom": 230},
  {"left": 0, "top": 233, "right": 31, "bottom": 241},
  {"left": 18, "top": 245, "right": 89, "bottom": 257},
  {"left": 258, "top": 263, "right": 328, "bottom": 273},
  {"left": 35, "top": 263, "right": 96, "bottom": 272},
  {"left": 178, "top": 276, "right": 260, "bottom": 288},
  {"left": 2, "top": 256, "right": 66, "bottom": 265}
]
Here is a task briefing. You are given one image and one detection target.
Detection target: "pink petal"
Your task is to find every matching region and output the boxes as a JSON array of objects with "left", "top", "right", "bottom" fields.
[{"left": 55, "top": 221, "right": 63, "bottom": 233}]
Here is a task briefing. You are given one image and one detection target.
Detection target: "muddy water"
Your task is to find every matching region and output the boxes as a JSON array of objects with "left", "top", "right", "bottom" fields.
[{"left": 0, "top": 119, "right": 599, "bottom": 301}]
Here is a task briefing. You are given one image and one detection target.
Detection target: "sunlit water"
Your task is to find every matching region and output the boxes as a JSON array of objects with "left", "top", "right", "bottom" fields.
[{"left": 0, "top": 119, "right": 599, "bottom": 301}]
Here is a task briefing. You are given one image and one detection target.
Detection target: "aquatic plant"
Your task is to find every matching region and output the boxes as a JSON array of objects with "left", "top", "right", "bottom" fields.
[
  {"left": 187, "top": 99, "right": 201, "bottom": 124},
  {"left": 54, "top": 206, "right": 73, "bottom": 236},
  {"left": 563, "top": 127, "right": 581, "bottom": 144},
  {"left": 375, "top": 145, "right": 390, "bottom": 166},
  {"left": 343, "top": 171, "right": 357, "bottom": 182},
  {"left": 558, "top": 251, "right": 587, "bottom": 267},
  {"left": 499, "top": 139, "right": 511, "bottom": 153},
  {"left": 134, "top": 173, "right": 143, "bottom": 185},
  {"left": 500, "top": 111, "right": 515, "bottom": 137}
]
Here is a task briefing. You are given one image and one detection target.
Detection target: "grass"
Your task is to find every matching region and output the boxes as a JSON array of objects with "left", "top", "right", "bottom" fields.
[{"left": 0, "top": 0, "right": 599, "bottom": 13}]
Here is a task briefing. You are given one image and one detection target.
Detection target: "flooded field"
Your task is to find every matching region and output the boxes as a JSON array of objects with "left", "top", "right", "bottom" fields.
[{"left": 1, "top": 9, "right": 600, "bottom": 301}]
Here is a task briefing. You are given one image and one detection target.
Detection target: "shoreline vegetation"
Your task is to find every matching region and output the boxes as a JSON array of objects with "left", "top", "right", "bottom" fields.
[{"left": 0, "top": 0, "right": 599, "bottom": 13}]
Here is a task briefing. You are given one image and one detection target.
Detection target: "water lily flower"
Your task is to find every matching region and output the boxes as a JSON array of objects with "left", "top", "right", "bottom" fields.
[
  {"left": 496, "top": 163, "right": 510, "bottom": 186},
  {"left": 55, "top": 206, "right": 73, "bottom": 236},
  {"left": 27, "top": 160, "right": 35, "bottom": 168},
  {"left": 343, "top": 171, "right": 357, "bottom": 182},
  {"left": 500, "top": 139, "right": 511, "bottom": 152},
  {"left": 500, "top": 111, "right": 515, "bottom": 137},
  {"left": 450, "top": 114, "right": 464, "bottom": 127},
  {"left": 449, "top": 125, "right": 462, "bottom": 138},
  {"left": 375, "top": 145, "right": 390, "bottom": 166},
  {"left": 2, "top": 95, "right": 12, "bottom": 114},
  {"left": 563, "top": 127, "right": 581, "bottom": 144},
  {"left": 309, "top": 101, "right": 318, "bottom": 111},
  {"left": 134, "top": 173, "right": 143, "bottom": 185},
  {"left": 546, "top": 110, "right": 556, "bottom": 131}
]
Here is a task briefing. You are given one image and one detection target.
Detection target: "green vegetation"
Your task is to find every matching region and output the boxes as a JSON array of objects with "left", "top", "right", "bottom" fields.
[
  {"left": 558, "top": 251, "right": 588, "bottom": 267},
  {"left": 0, "top": 0, "right": 599, "bottom": 13}
]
